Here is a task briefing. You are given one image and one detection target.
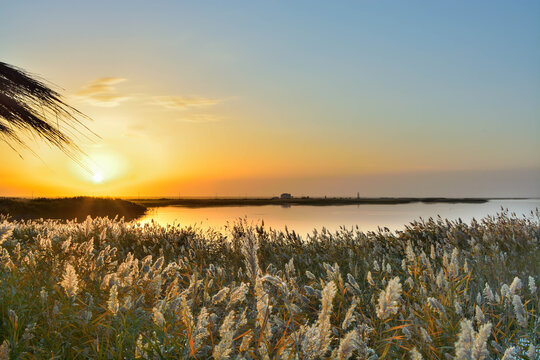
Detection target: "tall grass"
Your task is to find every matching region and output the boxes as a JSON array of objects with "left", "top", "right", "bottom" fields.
[{"left": 0, "top": 209, "right": 538, "bottom": 359}]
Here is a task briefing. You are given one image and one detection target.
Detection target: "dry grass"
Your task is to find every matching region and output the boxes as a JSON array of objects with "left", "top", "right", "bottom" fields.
[{"left": 0, "top": 209, "right": 538, "bottom": 359}]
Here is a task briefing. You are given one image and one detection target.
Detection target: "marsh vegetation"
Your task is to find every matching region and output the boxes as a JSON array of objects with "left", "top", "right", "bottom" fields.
[
  {"left": 0, "top": 197, "right": 146, "bottom": 221},
  {"left": 0, "top": 210, "right": 538, "bottom": 359}
]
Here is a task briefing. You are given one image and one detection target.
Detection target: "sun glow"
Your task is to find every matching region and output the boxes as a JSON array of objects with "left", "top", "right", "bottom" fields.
[
  {"left": 92, "top": 172, "right": 104, "bottom": 183},
  {"left": 73, "top": 150, "right": 129, "bottom": 185}
]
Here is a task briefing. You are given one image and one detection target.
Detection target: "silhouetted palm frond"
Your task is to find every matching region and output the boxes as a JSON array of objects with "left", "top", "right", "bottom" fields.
[{"left": 0, "top": 61, "right": 94, "bottom": 166}]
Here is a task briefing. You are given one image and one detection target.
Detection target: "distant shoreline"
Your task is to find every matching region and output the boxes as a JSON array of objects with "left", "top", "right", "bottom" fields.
[
  {"left": 134, "top": 196, "right": 493, "bottom": 208},
  {"left": 0, "top": 197, "right": 146, "bottom": 221},
  {"left": 1, "top": 197, "right": 534, "bottom": 221}
]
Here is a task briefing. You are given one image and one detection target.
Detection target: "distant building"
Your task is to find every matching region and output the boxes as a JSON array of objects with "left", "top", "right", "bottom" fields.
[{"left": 280, "top": 193, "right": 292, "bottom": 199}]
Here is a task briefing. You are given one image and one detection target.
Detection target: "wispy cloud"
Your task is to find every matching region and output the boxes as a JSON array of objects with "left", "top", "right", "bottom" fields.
[
  {"left": 122, "top": 124, "right": 148, "bottom": 138},
  {"left": 177, "top": 114, "right": 222, "bottom": 123},
  {"left": 76, "top": 78, "right": 130, "bottom": 107},
  {"left": 152, "top": 96, "right": 222, "bottom": 109},
  {"left": 76, "top": 78, "right": 227, "bottom": 125}
]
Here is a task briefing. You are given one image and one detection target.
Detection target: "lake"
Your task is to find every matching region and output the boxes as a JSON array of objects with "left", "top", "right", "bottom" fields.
[{"left": 137, "top": 199, "right": 540, "bottom": 235}]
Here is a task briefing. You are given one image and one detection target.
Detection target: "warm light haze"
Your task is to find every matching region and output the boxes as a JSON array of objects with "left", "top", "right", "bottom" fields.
[
  {"left": 1, "top": 1, "right": 539, "bottom": 198},
  {"left": 1, "top": 3, "right": 540, "bottom": 358}
]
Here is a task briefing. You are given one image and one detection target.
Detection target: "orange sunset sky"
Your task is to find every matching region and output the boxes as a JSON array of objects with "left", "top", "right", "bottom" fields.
[{"left": 1, "top": 1, "right": 539, "bottom": 198}]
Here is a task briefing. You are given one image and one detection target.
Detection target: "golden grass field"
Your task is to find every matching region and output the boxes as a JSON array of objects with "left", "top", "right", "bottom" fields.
[{"left": 0, "top": 210, "right": 538, "bottom": 359}]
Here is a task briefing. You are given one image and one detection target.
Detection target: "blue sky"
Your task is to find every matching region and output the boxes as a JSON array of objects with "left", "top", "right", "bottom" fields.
[{"left": 1, "top": 1, "right": 539, "bottom": 196}]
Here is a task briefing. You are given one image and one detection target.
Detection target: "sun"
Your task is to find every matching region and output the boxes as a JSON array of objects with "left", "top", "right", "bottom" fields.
[
  {"left": 71, "top": 150, "right": 127, "bottom": 185},
  {"left": 92, "top": 172, "right": 104, "bottom": 183}
]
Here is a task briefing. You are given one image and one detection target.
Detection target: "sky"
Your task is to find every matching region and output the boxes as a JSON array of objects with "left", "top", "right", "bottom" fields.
[{"left": 1, "top": 1, "right": 539, "bottom": 197}]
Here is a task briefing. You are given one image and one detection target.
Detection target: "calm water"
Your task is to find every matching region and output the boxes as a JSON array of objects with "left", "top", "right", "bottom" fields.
[{"left": 137, "top": 199, "right": 540, "bottom": 235}]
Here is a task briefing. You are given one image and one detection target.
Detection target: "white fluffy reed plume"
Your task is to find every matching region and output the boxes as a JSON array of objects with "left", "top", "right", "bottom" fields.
[
  {"left": 213, "top": 310, "right": 236, "bottom": 360},
  {"left": 241, "top": 233, "right": 260, "bottom": 284},
  {"left": 528, "top": 276, "right": 536, "bottom": 295},
  {"left": 107, "top": 284, "right": 119, "bottom": 315},
  {"left": 501, "top": 347, "right": 516, "bottom": 360},
  {"left": 512, "top": 295, "right": 527, "bottom": 328},
  {"left": 318, "top": 281, "right": 337, "bottom": 354},
  {"left": 336, "top": 330, "right": 358, "bottom": 360},
  {"left": 409, "top": 347, "right": 423, "bottom": 360},
  {"left": 376, "top": 276, "right": 402, "bottom": 319},
  {"left": 454, "top": 319, "right": 492, "bottom": 360},
  {"left": 59, "top": 263, "right": 79, "bottom": 298},
  {"left": 301, "top": 281, "right": 337, "bottom": 359}
]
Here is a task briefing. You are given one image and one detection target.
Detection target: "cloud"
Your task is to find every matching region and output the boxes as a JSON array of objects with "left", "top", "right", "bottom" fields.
[
  {"left": 122, "top": 123, "right": 148, "bottom": 138},
  {"left": 153, "top": 96, "right": 226, "bottom": 124},
  {"left": 152, "top": 96, "right": 222, "bottom": 109},
  {"left": 177, "top": 114, "right": 222, "bottom": 123},
  {"left": 76, "top": 78, "right": 130, "bottom": 107}
]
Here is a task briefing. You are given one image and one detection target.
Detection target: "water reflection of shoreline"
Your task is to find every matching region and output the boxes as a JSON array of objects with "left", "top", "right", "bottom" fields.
[{"left": 137, "top": 200, "right": 540, "bottom": 236}]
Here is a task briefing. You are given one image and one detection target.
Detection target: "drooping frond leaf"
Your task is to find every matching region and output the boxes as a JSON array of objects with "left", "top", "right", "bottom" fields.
[{"left": 0, "top": 61, "right": 95, "bottom": 168}]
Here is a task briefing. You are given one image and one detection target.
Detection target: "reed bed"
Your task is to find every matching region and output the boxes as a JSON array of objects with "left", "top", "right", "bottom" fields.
[{"left": 0, "top": 209, "right": 538, "bottom": 359}]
